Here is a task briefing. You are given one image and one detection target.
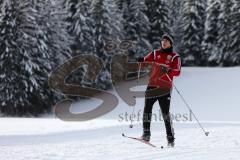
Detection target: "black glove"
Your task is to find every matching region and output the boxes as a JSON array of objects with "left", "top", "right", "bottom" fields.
[
  {"left": 161, "top": 66, "right": 171, "bottom": 74},
  {"left": 137, "top": 57, "right": 144, "bottom": 62}
]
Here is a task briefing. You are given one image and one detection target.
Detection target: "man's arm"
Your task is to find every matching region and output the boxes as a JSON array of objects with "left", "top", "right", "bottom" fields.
[
  {"left": 137, "top": 51, "right": 154, "bottom": 63},
  {"left": 143, "top": 51, "right": 154, "bottom": 62},
  {"left": 169, "top": 55, "right": 181, "bottom": 77},
  {"left": 137, "top": 51, "right": 154, "bottom": 69}
]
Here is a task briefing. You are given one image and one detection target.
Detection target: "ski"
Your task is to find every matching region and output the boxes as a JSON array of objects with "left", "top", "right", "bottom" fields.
[{"left": 122, "top": 133, "right": 157, "bottom": 148}]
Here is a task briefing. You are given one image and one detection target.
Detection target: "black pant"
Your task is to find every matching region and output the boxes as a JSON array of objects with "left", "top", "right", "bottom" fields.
[{"left": 143, "top": 86, "right": 174, "bottom": 138}]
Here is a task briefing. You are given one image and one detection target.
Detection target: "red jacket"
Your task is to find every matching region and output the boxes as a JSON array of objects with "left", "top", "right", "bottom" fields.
[{"left": 141, "top": 49, "right": 181, "bottom": 89}]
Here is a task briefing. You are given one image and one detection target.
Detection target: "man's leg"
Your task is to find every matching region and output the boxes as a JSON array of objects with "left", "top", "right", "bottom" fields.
[
  {"left": 158, "top": 93, "right": 175, "bottom": 144},
  {"left": 142, "top": 86, "right": 157, "bottom": 140}
]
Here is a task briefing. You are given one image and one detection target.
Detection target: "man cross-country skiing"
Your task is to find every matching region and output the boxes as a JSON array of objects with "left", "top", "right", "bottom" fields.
[{"left": 137, "top": 34, "right": 181, "bottom": 147}]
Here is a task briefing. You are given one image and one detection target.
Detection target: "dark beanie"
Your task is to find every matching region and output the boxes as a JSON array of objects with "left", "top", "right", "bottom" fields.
[{"left": 162, "top": 34, "right": 173, "bottom": 46}]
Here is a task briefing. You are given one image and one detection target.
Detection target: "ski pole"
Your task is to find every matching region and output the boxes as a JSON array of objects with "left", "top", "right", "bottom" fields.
[
  {"left": 129, "top": 62, "right": 141, "bottom": 128},
  {"left": 165, "top": 73, "right": 209, "bottom": 136}
]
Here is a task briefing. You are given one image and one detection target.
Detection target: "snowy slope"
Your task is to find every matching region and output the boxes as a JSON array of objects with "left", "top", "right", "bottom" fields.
[{"left": 0, "top": 67, "right": 240, "bottom": 160}]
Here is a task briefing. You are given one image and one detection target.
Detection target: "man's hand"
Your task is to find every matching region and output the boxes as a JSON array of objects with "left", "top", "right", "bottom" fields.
[
  {"left": 137, "top": 57, "right": 144, "bottom": 62},
  {"left": 161, "top": 66, "right": 171, "bottom": 74}
]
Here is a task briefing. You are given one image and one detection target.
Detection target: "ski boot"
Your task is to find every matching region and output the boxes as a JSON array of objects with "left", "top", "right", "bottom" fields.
[
  {"left": 167, "top": 135, "right": 175, "bottom": 147},
  {"left": 141, "top": 131, "right": 151, "bottom": 141}
]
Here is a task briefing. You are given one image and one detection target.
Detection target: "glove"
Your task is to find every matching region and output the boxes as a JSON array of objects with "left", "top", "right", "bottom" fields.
[
  {"left": 161, "top": 66, "right": 171, "bottom": 74},
  {"left": 137, "top": 57, "right": 144, "bottom": 62}
]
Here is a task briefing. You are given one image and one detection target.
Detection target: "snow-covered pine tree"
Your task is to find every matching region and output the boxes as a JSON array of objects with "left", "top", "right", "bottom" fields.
[
  {"left": 229, "top": 0, "right": 240, "bottom": 65},
  {"left": 0, "top": 0, "right": 51, "bottom": 116},
  {"left": 0, "top": 0, "right": 72, "bottom": 116},
  {"left": 202, "top": 0, "right": 221, "bottom": 66},
  {"left": 216, "top": 0, "right": 234, "bottom": 66},
  {"left": 177, "top": 0, "right": 206, "bottom": 66},
  {"left": 64, "top": 0, "right": 78, "bottom": 17},
  {"left": 66, "top": 0, "right": 94, "bottom": 56},
  {"left": 116, "top": 0, "right": 126, "bottom": 10},
  {"left": 107, "top": 0, "right": 124, "bottom": 43},
  {"left": 168, "top": 0, "right": 184, "bottom": 52},
  {"left": 35, "top": 0, "right": 73, "bottom": 105},
  {"left": 62, "top": 0, "right": 94, "bottom": 91},
  {"left": 168, "top": 0, "right": 182, "bottom": 27},
  {"left": 91, "top": 0, "right": 123, "bottom": 90},
  {"left": 35, "top": 0, "right": 72, "bottom": 67},
  {"left": 121, "top": 0, "right": 151, "bottom": 59},
  {"left": 145, "top": 0, "right": 170, "bottom": 48}
]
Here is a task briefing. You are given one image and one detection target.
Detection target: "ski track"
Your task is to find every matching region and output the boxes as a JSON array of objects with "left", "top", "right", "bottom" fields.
[{"left": 0, "top": 123, "right": 240, "bottom": 160}]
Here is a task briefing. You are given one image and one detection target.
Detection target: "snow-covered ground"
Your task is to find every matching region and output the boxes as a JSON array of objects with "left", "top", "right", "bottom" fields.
[{"left": 1, "top": 67, "right": 240, "bottom": 160}]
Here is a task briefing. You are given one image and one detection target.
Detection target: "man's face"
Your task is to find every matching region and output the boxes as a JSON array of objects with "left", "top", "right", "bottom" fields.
[{"left": 161, "top": 38, "right": 171, "bottom": 49}]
